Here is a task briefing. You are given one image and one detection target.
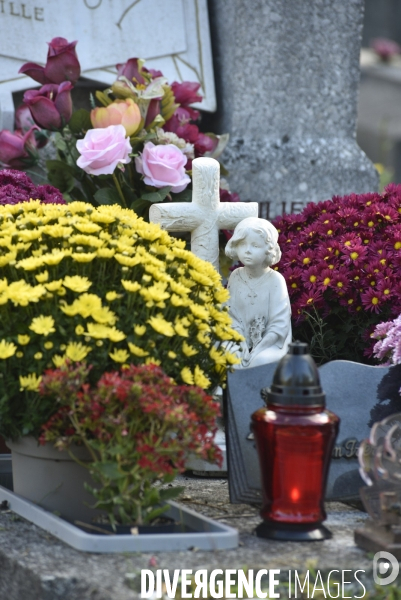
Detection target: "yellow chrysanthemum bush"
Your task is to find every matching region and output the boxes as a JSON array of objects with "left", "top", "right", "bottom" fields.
[{"left": 0, "top": 201, "right": 241, "bottom": 439}]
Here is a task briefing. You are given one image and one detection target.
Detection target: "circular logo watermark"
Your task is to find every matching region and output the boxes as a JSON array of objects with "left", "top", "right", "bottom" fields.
[{"left": 373, "top": 551, "right": 400, "bottom": 586}]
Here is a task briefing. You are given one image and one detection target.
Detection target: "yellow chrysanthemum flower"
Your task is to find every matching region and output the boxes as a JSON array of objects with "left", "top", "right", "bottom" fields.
[
  {"left": 128, "top": 343, "right": 150, "bottom": 357},
  {"left": 0, "top": 340, "right": 17, "bottom": 359},
  {"left": 29, "top": 315, "right": 56, "bottom": 336},
  {"left": 214, "top": 288, "right": 230, "bottom": 303},
  {"left": 44, "top": 341, "right": 53, "bottom": 350},
  {"left": 209, "top": 346, "right": 227, "bottom": 366},
  {"left": 17, "top": 335, "right": 30, "bottom": 345},
  {"left": 169, "top": 280, "right": 191, "bottom": 296},
  {"left": 174, "top": 321, "right": 189, "bottom": 337},
  {"left": 52, "top": 354, "right": 67, "bottom": 367},
  {"left": 85, "top": 323, "right": 125, "bottom": 342},
  {"left": 74, "top": 221, "right": 101, "bottom": 234},
  {"left": 92, "top": 306, "right": 117, "bottom": 325},
  {"left": 97, "top": 248, "right": 115, "bottom": 259},
  {"left": 193, "top": 365, "right": 211, "bottom": 389},
  {"left": 197, "top": 331, "right": 211, "bottom": 346},
  {"left": 189, "top": 269, "right": 214, "bottom": 287},
  {"left": 0, "top": 251, "right": 17, "bottom": 267},
  {"left": 34, "top": 352, "right": 43, "bottom": 360},
  {"left": 145, "top": 357, "right": 162, "bottom": 366},
  {"left": 168, "top": 351, "right": 177, "bottom": 359},
  {"left": 121, "top": 280, "right": 141, "bottom": 293},
  {"left": 170, "top": 294, "right": 190, "bottom": 307},
  {"left": 109, "top": 348, "right": 130, "bottom": 363},
  {"left": 140, "top": 282, "right": 170, "bottom": 303},
  {"left": 63, "top": 275, "right": 92, "bottom": 293},
  {"left": 65, "top": 342, "right": 92, "bottom": 361},
  {"left": 35, "top": 271, "right": 49, "bottom": 283},
  {"left": 105, "top": 291, "right": 120, "bottom": 302},
  {"left": 42, "top": 249, "right": 68, "bottom": 265},
  {"left": 16, "top": 256, "right": 44, "bottom": 271},
  {"left": 180, "top": 366, "right": 194, "bottom": 385},
  {"left": 45, "top": 280, "right": 63, "bottom": 292},
  {"left": 114, "top": 254, "right": 142, "bottom": 267},
  {"left": 19, "top": 373, "right": 42, "bottom": 391},
  {"left": 5, "top": 281, "right": 46, "bottom": 306},
  {"left": 60, "top": 293, "right": 102, "bottom": 318},
  {"left": 134, "top": 324, "right": 146, "bottom": 336},
  {"left": 190, "top": 304, "right": 210, "bottom": 320},
  {"left": 182, "top": 342, "right": 198, "bottom": 357},
  {"left": 71, "top": 252, "right": 97, "bottom": 263},
  {"left": 148, "top": 315, "right": 175, "bottom": 337}
]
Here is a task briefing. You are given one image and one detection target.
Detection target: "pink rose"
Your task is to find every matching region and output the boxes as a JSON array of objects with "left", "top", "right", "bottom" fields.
[
  {"left": 135, "top": 142, "right": 190, "bottom": 193},
  {"left": 76, "top": 125, "right": 132, "bottom": 176}
]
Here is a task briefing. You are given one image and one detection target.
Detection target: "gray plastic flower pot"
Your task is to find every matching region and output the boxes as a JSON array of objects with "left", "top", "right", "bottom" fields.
[{"left": 0, "top": 485, "right": 238, "bottom": 553}]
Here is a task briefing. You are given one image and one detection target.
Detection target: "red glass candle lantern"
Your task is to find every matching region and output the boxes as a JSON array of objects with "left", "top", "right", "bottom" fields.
[{"left": 251, "top": 341, "right": 340, "bottom": 541}]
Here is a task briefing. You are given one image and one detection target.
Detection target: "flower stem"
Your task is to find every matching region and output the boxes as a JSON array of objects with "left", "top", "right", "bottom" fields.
[{"left": 112, "top": 173, "right": 127, "bottom": 208}]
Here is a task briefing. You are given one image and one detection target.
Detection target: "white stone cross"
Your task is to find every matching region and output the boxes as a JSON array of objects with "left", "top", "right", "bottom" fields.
[{"left": 149, "top": 157, "right": 258, "bottom": 272}]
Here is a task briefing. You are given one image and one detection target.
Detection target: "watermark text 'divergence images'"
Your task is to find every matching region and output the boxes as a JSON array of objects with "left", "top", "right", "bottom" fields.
[{"left": 140, "top": 568, "right": 368, "bottom": 598}]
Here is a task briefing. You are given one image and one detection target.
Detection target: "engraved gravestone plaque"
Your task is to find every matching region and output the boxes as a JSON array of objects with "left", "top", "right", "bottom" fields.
[
  {"left": 0, "top": 0, "right": 216, "bottom": 128},
  {"left": 226, "top": 361, "right": 401, "bottom": 504}
]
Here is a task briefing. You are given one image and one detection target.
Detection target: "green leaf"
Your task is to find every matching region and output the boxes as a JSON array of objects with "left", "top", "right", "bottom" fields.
[
  {"left": 68, "top": 109, "right": 92, "bottom": 134},
  {"left": 171, "top": 188, "right": 192, "bottom": 203},
  {"left": 144, "top": 504, "right": 170, "bottom": 523},
  {"left": 92, "top": 461, "right": 124, "bottom": 480},
  {"left": 141, "top": 186, "right": 172, "bottom": 203},
  {"left": 94, "top": 188, "right": 122, "bottom": 206},
  {"left": 46, "top": 160, "right": 75, "bottom": 193},
  {"left": 130, "top": 199, "right": 151, "bottom": 218}
]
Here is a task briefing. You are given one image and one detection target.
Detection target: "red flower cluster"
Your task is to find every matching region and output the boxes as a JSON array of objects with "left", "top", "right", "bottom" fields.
[
  {"left": 272, "top": 185, "right": 401, "bottom": 363},
  {"left": 39, "top": 362, "right": 222, "bottom": 472}
]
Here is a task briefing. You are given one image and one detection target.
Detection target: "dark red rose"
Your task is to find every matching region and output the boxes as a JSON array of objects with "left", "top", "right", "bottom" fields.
[
  {"left": 19, "top": 37, "right": 80, "bottom": 85},
  {"left": 23, "top": 82, "right": 73, "bottom": 130}
]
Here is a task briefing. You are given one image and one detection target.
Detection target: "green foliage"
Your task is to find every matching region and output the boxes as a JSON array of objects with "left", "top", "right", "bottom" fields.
[{"left": 68, "top": 109, "right": 92, "bottom": 135}]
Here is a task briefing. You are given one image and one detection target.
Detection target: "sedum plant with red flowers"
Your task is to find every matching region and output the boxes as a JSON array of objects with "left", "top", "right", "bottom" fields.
[
  {"left": 39, "top": 361, "right": 222, "bottom": 528},
  {"left": 272, "top": 184, "right": 401, "bottom": 364}
]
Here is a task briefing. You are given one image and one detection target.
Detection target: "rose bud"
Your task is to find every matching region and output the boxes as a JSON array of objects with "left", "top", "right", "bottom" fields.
[
  {"left": 19, "top": 37, "right": 81, "bottom": 85},
  {"left": 23, "top": 82, "right": 73, "bottom": 130},
  {"left": 0, "top": 127, "right": 38, "bottom": 168},
  {"left": 91, "top": 99, "right": 141, "bottom": 136}
]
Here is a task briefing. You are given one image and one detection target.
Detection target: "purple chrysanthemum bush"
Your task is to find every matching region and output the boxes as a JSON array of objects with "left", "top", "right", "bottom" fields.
[
  {"left": 0, "top": 169, "right": 65, "bottom": 205},
  {"left": 272, "top": 184, "right": 401, "bottom": 364}
]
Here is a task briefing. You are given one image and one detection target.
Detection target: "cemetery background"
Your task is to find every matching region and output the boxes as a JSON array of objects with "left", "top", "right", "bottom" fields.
[{"left": 0, "top": 0, "right": 400, "bottom": 598}]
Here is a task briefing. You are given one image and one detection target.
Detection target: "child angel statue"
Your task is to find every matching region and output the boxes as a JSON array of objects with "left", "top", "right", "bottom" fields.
[{"left": 225, "top": 217, "right": 292, "bottom": 369}]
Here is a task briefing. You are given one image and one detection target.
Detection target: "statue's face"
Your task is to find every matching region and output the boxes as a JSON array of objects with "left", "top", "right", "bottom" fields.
[{"left": 235, "top": 230, "right": 267, "bottom": 268}]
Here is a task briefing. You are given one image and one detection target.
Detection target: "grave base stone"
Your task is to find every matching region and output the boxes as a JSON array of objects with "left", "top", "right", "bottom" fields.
[{"left": 226, "top": 361, "right": 401, "bottom": 504}]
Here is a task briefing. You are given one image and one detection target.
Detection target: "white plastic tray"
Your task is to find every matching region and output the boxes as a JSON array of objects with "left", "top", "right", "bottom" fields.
[{"left": 0, "top": 485, "right": 238, "bottom": 553}]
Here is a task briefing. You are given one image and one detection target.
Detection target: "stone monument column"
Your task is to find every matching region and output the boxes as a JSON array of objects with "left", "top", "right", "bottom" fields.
[{"left": 208, "top": 0, "right": 378, "bottom": 218}]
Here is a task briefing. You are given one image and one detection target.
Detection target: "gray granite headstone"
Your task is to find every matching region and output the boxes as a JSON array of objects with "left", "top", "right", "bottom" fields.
[
  {"left": 208, "top": 0, "right": 378, "bottom": 218},
  {"left": 226, "top": 360, "right": 401, "bottom": 504}
]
